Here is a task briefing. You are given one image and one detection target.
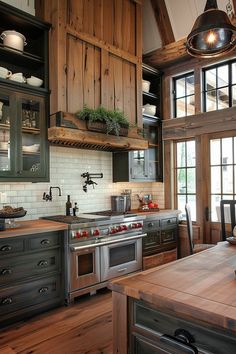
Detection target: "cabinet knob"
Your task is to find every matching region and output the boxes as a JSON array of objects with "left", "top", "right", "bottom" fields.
[
  {"left": 39, "top": 287, "right": 49, "bottom": 293},
  {"left": 1, "top": 268, "right": 12, "bottom": 275},
  {"left": 148, "top": 222, "right": 154, "bottom": 227},
  {"left": 1, "top": 297, "right": 13, "bottom": 305},
  {"left": 17, "top": 170, "right": 22, "bottom": 175},
  {"left": 41, "top": 239, "right": 50, "bottom": 245},
  {"left": 38, "top": 260, "right": 48, "bottom": 267},
  {"left": 1, "top": 245, "right": 12, "bottom": 252}
]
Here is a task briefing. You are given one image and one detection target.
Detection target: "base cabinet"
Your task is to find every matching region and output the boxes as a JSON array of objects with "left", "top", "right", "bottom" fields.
[
  {"left": 143, "top": 248, "right": 177, "bottom": 270},
  {"left": 129, "top": 300, "right": 236, "bottom": 354},
  {"left": 0, "top": 231, "right": 64, "bottom": 326}
]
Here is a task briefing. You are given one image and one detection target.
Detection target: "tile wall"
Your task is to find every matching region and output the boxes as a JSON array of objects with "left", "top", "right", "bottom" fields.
[{"left": 0, "top": 146, "right": 165, "bottom": 220}]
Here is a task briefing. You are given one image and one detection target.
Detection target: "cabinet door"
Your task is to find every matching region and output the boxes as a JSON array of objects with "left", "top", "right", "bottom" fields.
[
  {"left": 130, "top": 150, "right": 148, "bottom": 180},
  {"left": 0, "top": 89, "right": 16, "bottom": 176},
  {"left": 16, "top": 93, "right": 48, "bottom": 180}
]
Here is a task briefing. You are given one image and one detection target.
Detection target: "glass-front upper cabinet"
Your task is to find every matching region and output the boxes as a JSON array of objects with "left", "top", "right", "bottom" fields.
[{"left": 0, "top": 88, "right": 48, "bottom": 181}]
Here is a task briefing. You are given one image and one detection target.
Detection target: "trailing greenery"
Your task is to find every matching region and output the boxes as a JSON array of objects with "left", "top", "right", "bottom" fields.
[{"left": 76, "top": 106, "right": 130, "bottom": 136}]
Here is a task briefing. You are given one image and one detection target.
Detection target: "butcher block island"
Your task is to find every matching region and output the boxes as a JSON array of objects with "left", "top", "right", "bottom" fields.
[{"left": 110, "top": 242, "right": 236, "bottom": 354}]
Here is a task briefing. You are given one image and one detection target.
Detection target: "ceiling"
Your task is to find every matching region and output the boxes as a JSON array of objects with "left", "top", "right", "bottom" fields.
[{"left": 143, "top": 0, "right": 235, "bottom": 54}]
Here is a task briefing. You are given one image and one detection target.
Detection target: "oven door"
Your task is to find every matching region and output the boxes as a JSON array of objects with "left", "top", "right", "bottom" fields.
[
  {"left": 100, "top": 236, "right": 144, "bottom": 282},
  {"left": 69, "top": 246, "right": 100, "bottom": 291}
]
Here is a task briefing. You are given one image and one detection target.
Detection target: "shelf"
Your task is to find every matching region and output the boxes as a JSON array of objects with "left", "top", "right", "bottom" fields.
[
  {"left": 143, "top": 113, "right": 160, "bottom": 120},
  {"left": 0, "top": 123, "right": 10, "bottom": 130},
  {"left": 0, "top": 77, "right": 49, "bottom": 94},
  {"left": 0, "top": 44, "right": 44, "bottom": 65},
  {"left": 149, "top": 143, "right": 159, "bottom": 148},
  {"left": 143, "top": 91, "right": 158, "bottom": 99},
  {"left": 22, "top": 127, "right": 40, "bottom": 134}
]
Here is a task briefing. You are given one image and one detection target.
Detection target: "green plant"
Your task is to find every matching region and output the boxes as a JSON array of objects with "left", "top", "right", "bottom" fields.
[{"left": 76, "top": 106, "right": 130, "bottom": 136}]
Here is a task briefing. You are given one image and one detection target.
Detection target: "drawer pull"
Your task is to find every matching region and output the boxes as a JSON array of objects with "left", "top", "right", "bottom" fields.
[
  {"left": 1, "top": 245, "right": 12, "bottom": 252},
  {"left": 38, "top": 260, "right": 49, "bottom": 267},
  {"left": 1, "top": 268, "right": 12, "bottom": 275},
  {"left": 1, "top": 297, "right": 13, "bottom": 305},
  {"left": 117, "top": 267, "right": 127, "bottom": 273},
  {"left": 39, "top": 287, "right": 49, "bottom": 293},
  {"left": 160, "top": 329, "right": 198, "bottom": 354},
  {"left": 148, "top": 222, "right": 154, "bottom": 227},
  {"left": 41, "top": 239, "right": 50, "bottom": 245}
]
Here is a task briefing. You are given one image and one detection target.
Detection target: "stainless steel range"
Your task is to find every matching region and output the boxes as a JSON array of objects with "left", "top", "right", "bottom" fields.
[{"left": 44, "top": 213, "right": 146, "bottom": 302}]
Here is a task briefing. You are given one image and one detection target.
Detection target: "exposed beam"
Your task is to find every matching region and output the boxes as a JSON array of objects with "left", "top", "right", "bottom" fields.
[
  {"left": 143, "top": 37, "right": 188, "bottom": 69},
  {"left": 150, "top": 0, "right": 175, "bottom": 45}
]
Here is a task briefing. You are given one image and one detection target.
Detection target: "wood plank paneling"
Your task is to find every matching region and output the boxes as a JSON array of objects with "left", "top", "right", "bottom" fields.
[
  {"left": 103, "top": 0, "right": 114, "bottom": 44},
  {"left": 94, "top": 46, "right": 101, "bottom": 108},
  {"left": 123, "top": 60, "right": 132, "bottom": 122},
  {"left": 83, "top": 42, "right": 95, "bottom": 108},
  {"left": 94, "top": 0, "right": 103, "bottom": 39},
  {"left": 83, "top": 0, "right": 94, "bottom": 36},
  {"left": 113, "top": 55, "right": 123, "bottom": 111},
  {"left": 114, "top": 0, "right": 123, "bottom": 49},
  {"left": 67, "top": 0, "right": 84, "bottom": 32}
]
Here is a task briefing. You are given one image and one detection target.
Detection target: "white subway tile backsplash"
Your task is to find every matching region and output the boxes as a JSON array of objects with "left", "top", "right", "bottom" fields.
[{"left": 0, "top": 146, "right": 164, "bottom": 219}]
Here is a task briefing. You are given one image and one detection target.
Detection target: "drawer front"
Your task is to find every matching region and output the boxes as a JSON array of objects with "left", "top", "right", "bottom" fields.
[
  {"left": 132, "top": 301, "right": 236, "bottom": 354},
  {"left": 0, "top": 276, "right": 61, "bottom": 316},
  {"left": 0, "top": 249, "right": 61, "bottom": 285},
  {"left": 161, "top": 229, "right": 176, "bottom": 244},
  {"left": 143, "top": 220, "right": 160, "bottom": 232},
  {"left": 160, "top": 217, "right": 177, "bottom": 228},
  {"left": 0, "top": 238, "right": 24, "bottom": 255},
  {"left": 29, "top": 232, "right": 60, "bottom": 250}
]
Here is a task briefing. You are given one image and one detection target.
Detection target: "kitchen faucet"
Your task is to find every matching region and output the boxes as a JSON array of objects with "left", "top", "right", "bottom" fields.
[
  {"left": 81, "top": 172, "right": 103, "bottom": 192},
  {"left": 43, "top": 186, "right": 62, "bottom": 201}
]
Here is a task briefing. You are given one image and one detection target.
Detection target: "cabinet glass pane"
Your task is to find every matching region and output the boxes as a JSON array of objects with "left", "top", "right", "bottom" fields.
[
  {"left": 0, "top": 93, "right": 10, "bottom": 171},
  {"left": 21, "top": 99, "right": 41, "bottom": 173},
  {"left": 132, "top": 151, "right": 146, "bottom": 178}
]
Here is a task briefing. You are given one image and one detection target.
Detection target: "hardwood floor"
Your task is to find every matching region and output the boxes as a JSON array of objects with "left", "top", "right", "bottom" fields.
[{"left": 0, "top": 290, "right": 112, "bottom": 354}]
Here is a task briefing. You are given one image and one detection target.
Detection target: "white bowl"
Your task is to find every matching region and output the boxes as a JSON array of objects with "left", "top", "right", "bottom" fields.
[
  {"left": 26, "top": 76, "right": 43, "bottom": 87},
  {"left": 142, "top": 79, "right": 151, "bottom": 93},
  {"left": 23, "top": 144, "right": 40, "bottom": 152},
  {"left": 0, "top": 142, "right": 9, "bottom": 149},
  {"left": 143, "top": 104, "right": 156, "bottom": 116}
]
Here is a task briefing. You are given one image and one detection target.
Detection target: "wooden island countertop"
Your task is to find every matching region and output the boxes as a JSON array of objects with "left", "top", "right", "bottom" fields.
[
  {"left": 110, "top": 242, "right": 236, "bottom": 353},
  {"left": 0, "top": 219, "right": 68, "bottom": 239}
]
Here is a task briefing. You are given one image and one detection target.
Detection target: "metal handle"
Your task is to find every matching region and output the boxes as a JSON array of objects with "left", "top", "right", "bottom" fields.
[
  {"left": 1, "top": 297, "right": 13, "bottom": 305},
  {"left": 148, "top": 222, "right": 154, "bottom": 227},
  {"left": 17, "top": 170, "right": 22, "bottom": 175},
  {"left": 205, "top": 207, "right": 209, "bottom": 221},
  {"left": 117, "top": 268, "right": 128, "bottom": 272},
  {"left": 1, "top": 268, "right": 12, "bottom": 275},
  {"left": 39, "top": 287, "right": 49, "bottom": 293},
  {"left": 160, "top": 328, "right": 198, "bottom": 354},
  {"left": 1, "top": 245, "right": 12, "bottom": 252},
  {"left": 71, "top": 233, "right": 147, "bottom": 251},
  {"left": 38, "top": 260, "right": 48, "bottom": 267},
  {"left": 41, "top": 239, "right": 50, "bottom": 245}
]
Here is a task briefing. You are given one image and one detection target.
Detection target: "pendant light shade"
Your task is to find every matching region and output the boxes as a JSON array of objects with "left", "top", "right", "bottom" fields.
[{"left": 186, "top": 0, "right": 236, "bottom": 58}]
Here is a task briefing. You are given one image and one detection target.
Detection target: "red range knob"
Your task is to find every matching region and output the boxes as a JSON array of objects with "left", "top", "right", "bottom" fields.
[
  {"left": 82, "top": 230, "right": 88, "bottom": 237},
  {"left": 131, "top": 223, "right": 137, "bottom": 229},
  {"left": 76, "top": 231, "right": 81, "bottom": 238},
  {"left": 122, "top": 225, "right": 128, "bottom": 230},
  {"left": 117, "top": 226, "right": 122, "bottom": 232},
  {"left": 137, "top": 222, "right": 143, "bottom": 228},
  {"left": 93, "top": 229, "right": 100, "bottom": 236},
  {"left": 110, "top": 228, "right": 116, "bottom": 234}
]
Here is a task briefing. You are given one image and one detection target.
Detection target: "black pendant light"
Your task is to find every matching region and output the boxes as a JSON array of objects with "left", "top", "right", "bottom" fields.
[{"left": 186, "top": 0, "right": 236, "bottom": 58}]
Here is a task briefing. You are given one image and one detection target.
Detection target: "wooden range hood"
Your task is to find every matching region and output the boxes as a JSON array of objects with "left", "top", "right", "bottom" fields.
[{"left": 48, "top": 112, "right": 148, "bottom": 152}]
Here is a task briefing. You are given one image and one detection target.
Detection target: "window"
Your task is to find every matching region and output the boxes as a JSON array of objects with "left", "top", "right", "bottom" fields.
[
  {"left": 175, "top": 140, "right": 196, "bottom": 220},
  {"left": 210, "top": 136, "right": 236, "bottom": 221},
  {"left": 203, "top": 60, "right": 236, "bottom": 112},
  {"left": 173, "top": 72, "right": 195, "bottom": 118}
]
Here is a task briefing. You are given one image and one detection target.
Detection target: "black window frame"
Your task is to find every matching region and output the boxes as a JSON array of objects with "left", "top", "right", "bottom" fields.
[
  {"left": 173, "top": 71, "right": 195, "bottom": 118},
  {"left": 202, "top": 59, "right": 236, "bottom": 112}
]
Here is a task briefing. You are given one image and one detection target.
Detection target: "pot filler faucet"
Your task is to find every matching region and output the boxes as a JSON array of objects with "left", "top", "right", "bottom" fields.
[
  {"left": 43, "top": 186, "right": 62, "bottom": 201},
  {"left": 81, "top": 172, "right": 103, "bottom": 192}
]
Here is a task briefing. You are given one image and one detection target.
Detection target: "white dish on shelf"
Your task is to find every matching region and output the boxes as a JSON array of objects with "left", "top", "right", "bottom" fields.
[
  {"left": 143, "top": 103, "right": 156, "bottom": 116},
  {"left": 142, "top": 79, "right": 151, "bottom": 93},
  {"left": 26, "top": 76, "right": 43, "bottom": 87},
  {"left": 22, "top": 144, "right": 40, "bottom": 153}
]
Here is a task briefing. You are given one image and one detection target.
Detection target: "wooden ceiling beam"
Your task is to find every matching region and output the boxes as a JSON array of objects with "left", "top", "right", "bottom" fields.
[
  {"left": 143, "top": 15, "right": 236, "bottom": 69},
  {"left": 150, "top": 0, "right": 175, "bottom": 45}
]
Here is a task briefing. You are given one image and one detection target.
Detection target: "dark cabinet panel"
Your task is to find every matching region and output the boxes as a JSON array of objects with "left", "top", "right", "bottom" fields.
[{"left": 0, "top": 3, "right": 50, "bottom": 181}]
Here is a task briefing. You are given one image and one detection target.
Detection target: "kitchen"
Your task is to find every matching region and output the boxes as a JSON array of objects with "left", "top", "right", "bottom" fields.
[{"left": 0, "top": 0, "right": 236, "bottom": 353}]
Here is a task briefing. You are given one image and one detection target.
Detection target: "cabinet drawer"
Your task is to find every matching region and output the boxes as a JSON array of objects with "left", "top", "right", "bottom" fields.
[
  {"left": 132, "top": 301, "right": 236, "bottom": 354},
  {"left": 29, "top": 232, "right": 60, "bottom": 250},
  {"left": 143, "top": 220, "right": 160, "bottom": 232},
  {"left": 160, "top": 217, "right": 177, "bottom": 228},
  {"left": 143, "top": 249, "right": 177, "bottom": 270},
  {"left": 0, "top": 276, "right": 61, "bottom": 316},
  {"left": 0, "top": 238, "right": 24, "bottom": 255},
  {"left": 0, "top": 249, "right": 61, "bottom": 285},
  {"left": 161, "top": 229, "right": 176, "bottom": 243}
]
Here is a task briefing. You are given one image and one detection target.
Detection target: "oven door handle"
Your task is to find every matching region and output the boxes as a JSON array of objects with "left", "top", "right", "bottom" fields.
[{"left": 70, "top": 233, "right": 147, "bottom": 251}]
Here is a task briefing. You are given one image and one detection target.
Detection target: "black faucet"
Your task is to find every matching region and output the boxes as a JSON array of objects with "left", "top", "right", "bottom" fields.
[
  {"left": 43, "top": 186, "right": 62, "bottom": 201},
  {"left": 81, "top": 172, "right": 103, "bottom": 193}
]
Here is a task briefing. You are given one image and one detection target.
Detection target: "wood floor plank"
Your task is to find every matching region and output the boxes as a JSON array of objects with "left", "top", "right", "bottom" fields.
[{"left": 0, "top": 290, "right": 112, "bottom": 354}]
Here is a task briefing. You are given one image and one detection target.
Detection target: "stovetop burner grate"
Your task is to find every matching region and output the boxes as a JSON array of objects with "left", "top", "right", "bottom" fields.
[
  {"left": 43, "top": 215, "right": 96, "bottom": 224},
  {"left": 89, "top": 210, "right": 136, "bottom": 217}
]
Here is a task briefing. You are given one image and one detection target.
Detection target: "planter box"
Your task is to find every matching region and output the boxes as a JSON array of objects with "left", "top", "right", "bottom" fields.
[{"left": 87, "top": 121, "right": 128, "bottom": 137}]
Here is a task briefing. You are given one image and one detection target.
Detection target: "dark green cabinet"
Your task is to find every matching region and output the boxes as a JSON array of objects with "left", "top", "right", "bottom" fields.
[
  {"left": 113, "top": 64, "right": 163, "bottom": 183},
  {"left": 0, "top": 2, "right": 50, "bottom": 181},
  {"left": 0, "top": 231, "right": 64, "bottom": 327}
]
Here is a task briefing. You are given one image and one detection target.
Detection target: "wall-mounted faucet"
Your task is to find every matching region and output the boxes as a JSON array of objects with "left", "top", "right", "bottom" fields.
[
  {"left": 43, "top": 186, "right": 62, "bottom": 201},
  {"left": 81, "top": 172, "right": 103, "bottom": 193}
]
